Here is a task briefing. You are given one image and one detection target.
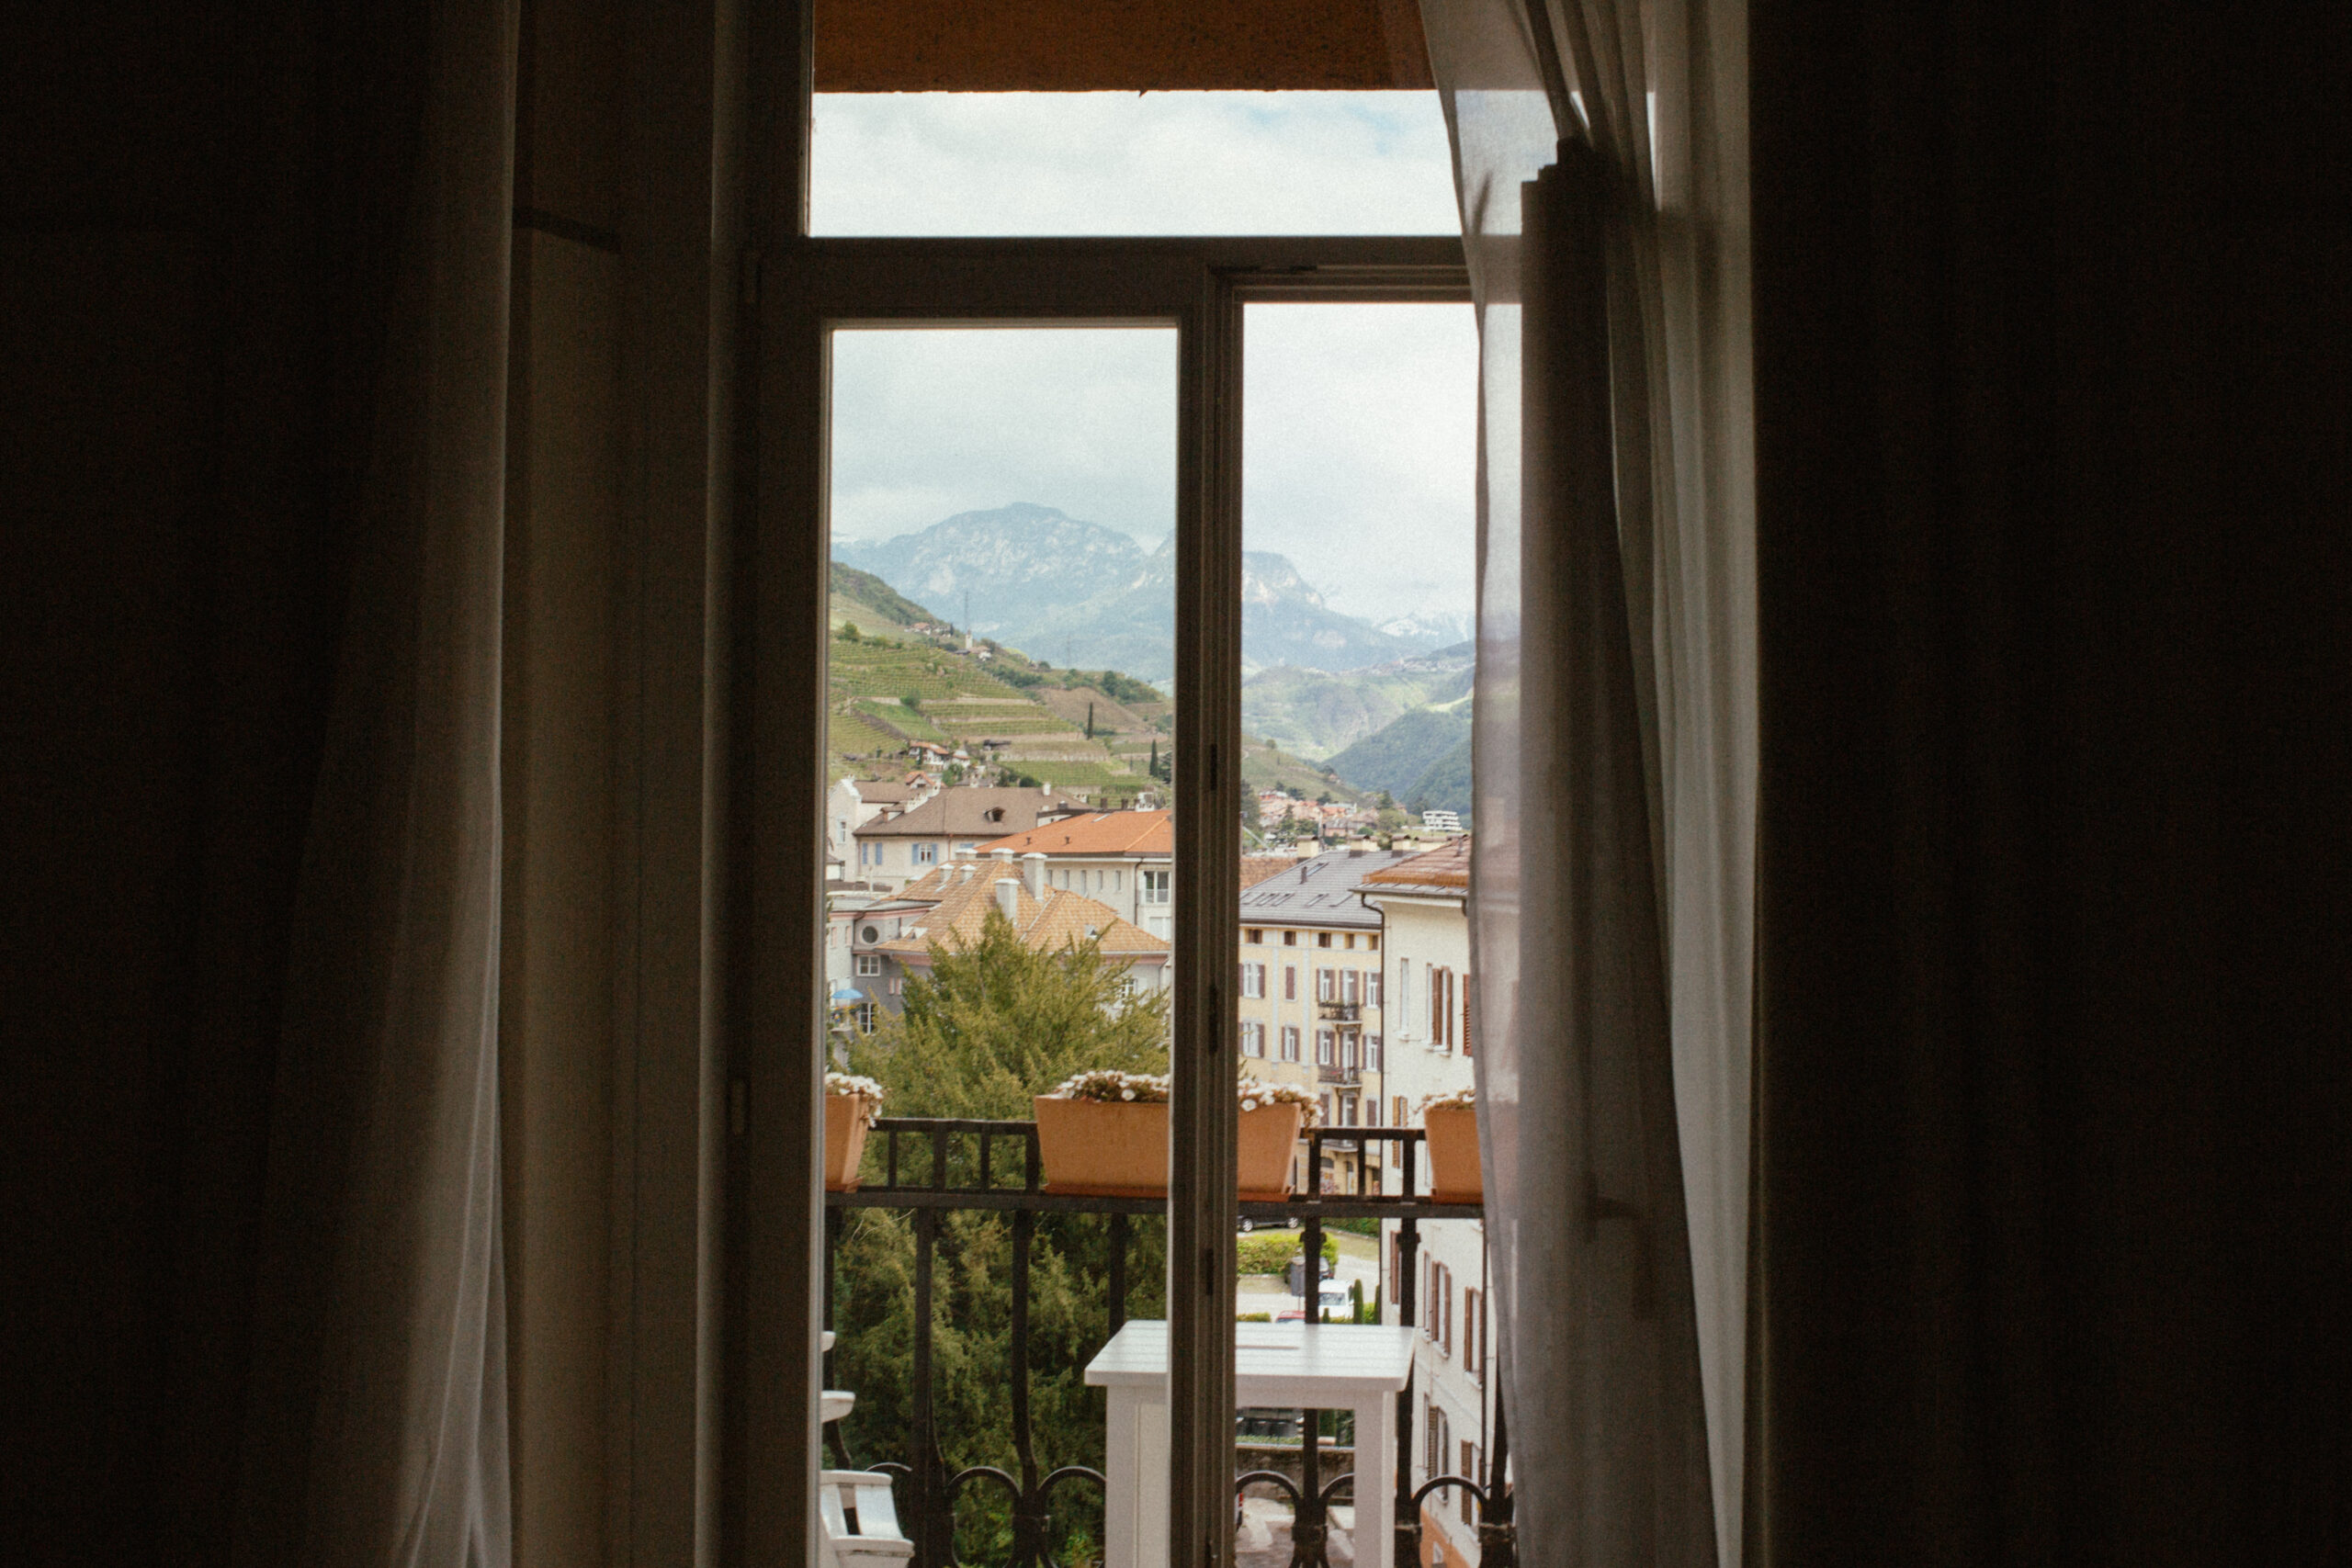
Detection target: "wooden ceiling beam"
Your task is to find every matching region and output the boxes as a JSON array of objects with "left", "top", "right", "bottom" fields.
[{"left": 814, "top": 0, "right": 1432, "bottom": 93}]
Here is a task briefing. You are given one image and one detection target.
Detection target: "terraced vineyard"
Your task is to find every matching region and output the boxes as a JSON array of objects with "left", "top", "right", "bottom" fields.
[
  {"left": 829, "top": 642, "right": 1024, "bottom": 702},
  {"left": 824, "top": 614, "right": 1166, "bottom": 797},
  {"left": 827, "top": 578, "right": 1331, "bottom": 823},
  {"left": 830, "top": 709, "right": 908, "bottom": 761},
  {"left": 844, "top": 697, "right": 944, "bottom": 744}
]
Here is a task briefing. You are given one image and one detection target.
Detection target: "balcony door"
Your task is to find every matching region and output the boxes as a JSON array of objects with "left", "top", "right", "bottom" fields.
[{"left": 748, "top": 236, "right": 1465, "bottom": 1568}]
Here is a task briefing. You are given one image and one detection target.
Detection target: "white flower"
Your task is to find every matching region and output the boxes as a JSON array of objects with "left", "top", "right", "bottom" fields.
[
  {"left": 1241, "top": 1098, "right": 1259, "bottom": 1112},
  {"left": 1120, "top": 1089, "right": 1135, "bottom": 1100}
]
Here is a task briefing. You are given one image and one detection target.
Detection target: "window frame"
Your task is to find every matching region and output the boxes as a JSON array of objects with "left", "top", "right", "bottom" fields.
[{"left": 752, "top": 212, "right": 1465, "bottom": 1568}]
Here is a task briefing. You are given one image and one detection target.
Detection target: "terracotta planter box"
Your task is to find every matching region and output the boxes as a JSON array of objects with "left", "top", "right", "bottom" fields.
[
  {"left": 1034, "top": 1096, "right": 1169, "bottom": 1196},
  {"left": 1421, "top": 1105, "right": 1483, "bottom": 1203},
  {"left": 824, "top": 1094, "right": 877, "bottom": 1193},
  {"left": 1237, "top": 1102, "right": 1306, "bottom": 1201}
]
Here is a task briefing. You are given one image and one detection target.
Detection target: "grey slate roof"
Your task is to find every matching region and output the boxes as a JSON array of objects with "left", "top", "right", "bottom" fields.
[{"left": 1236, "top": 847, "right": 1424, "bottom": 929}]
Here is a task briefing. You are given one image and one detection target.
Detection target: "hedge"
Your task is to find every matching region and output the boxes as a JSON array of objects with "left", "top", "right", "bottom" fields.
[{"left": 1236, "top": 1231, "right": 1339, "bottom": 1277}]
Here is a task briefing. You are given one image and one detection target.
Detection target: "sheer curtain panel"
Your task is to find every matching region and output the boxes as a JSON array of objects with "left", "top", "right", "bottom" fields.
[
  {"left": 233, "top": 2, "right": 519, "bottom": 1563},
  {"left": 1419, "top": 0, "right": 1754, "bottom": 1563}
]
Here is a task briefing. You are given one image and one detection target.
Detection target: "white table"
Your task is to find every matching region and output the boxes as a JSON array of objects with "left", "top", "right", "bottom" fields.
[{"left": 1084, "top": 1321, "right": 1417, "bottom": 1568}]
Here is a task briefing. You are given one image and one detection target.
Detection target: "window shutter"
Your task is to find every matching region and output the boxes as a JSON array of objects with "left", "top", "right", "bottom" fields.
[{"left": 1462, "top": 977, "right": 1473, "bottom": 1057}]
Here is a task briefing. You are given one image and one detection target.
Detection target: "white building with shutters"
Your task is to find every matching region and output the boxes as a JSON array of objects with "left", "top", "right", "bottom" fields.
[{"left": 1361, "top": 837, "right": 1493, "bottom": 1568}]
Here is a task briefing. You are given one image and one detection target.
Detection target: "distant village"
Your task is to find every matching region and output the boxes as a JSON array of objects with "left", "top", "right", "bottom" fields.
[
  {"left": 821, "top": 779, "right": 1484, "bottom": 1564},
  {"left": 825, "top": 556, "right": 1485, "bottom": 1557}
]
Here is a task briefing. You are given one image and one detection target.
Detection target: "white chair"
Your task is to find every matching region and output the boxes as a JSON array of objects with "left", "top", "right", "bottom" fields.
[{"left": 818, "top": 1471, "right": 914, "bottom": 1568}]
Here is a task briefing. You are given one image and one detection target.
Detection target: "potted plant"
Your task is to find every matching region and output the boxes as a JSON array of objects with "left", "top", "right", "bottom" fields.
[
  {"left": 1035, "top": 1069, "right": 1170, "bottom": 1196},
  {"left": 1237, "top": 1077, "right": 1317, "bottom": 1201},
  {"left": 1418, "top": 1089, "right": 1482, "bottom": 1203},
  {"left": 824, "top": 1072, "right": 885, "bottom": 1192}
]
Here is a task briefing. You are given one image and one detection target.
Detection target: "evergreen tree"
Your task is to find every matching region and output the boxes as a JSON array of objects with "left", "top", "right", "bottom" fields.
[
  {"left": 831, "top": 913, "right": 1170, "bottom": 1562},
  {"left": 849, "top": 908, "right": 1168, "bottom": 1121}
]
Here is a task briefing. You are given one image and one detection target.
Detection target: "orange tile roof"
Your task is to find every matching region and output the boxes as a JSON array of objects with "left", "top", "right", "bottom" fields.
[
  {"left": 1238, "top": 855, "right": 1293, "bottom": 889},
  {"left": 974, "top": 808, "right": 1172, "bottom": 857},
  {"left": 1356, "top": 834, "right": 1471, "bottom": 892},
  {"left": 876, "top": 864, "right": 1169, "bottom": 963}
]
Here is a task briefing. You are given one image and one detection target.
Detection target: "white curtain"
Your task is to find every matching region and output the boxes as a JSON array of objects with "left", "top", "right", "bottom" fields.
[
  {"left": 1419, "top": 0, "right": 1754, "bottom": 1563},
  {"left": 235, "top": 2, "right": 519, "bottom": 1563}
]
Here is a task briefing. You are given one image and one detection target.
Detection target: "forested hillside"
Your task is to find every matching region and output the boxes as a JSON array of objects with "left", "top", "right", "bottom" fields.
[{"left": 1323, "top": 706, "right": 1471, "bottom": 800}]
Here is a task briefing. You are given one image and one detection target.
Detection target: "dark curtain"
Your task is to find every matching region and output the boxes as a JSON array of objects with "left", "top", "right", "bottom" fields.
[
  {"left": 1748, "top": 3, "right": 2348, "bottom": 1563},
  {"left": 0, "top": 4, "right": 468, "bottom": 1562}
]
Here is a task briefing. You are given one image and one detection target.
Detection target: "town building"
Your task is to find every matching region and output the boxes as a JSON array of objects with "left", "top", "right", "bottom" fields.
[
  {"left": 1359, "top": 837, "right": 1488, "bottom": 1568},
  {"left": 827, "top": 775, "right": 934, "bottom": 878},
  {"left": 1234, "top": 846, "right": 1421, "bottom": 1195},
  {"left": 846, "top": 853, "right": 1169, "bottom": 1022},
  {"left": 1238, "top": 854, "right": 1294, "bottom": 890},
  {"left": 971, "top": 808, "right": 1175, "bottom": 939},
  {"left": 849, "top": 784, "right": 1081, "bottom": 891}
]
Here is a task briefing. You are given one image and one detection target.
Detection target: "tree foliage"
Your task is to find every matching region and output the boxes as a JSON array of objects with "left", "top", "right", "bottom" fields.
[
  {"left": 849, "top": 908, "right": 1169, "bottom": 1121},
  {"left": 831, "top": 913, "right": 1170, "bottom": 1562}
]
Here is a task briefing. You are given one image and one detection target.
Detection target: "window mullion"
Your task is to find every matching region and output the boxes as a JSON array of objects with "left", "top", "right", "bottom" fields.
[{"left": 1165, "top": 263, "right": 1243, "bottom": 1568}]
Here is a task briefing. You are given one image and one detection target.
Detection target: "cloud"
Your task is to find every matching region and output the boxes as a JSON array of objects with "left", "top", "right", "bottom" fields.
[
  {"left": 818, "top": 93, "right": 1477, "bottom": 626},
  {"left": 1243, "top": 302, "right": 1476, "bottom": 624},
  {"left": 829, "top": 328, "right": 1179, "bottom": 544},
  {"left": 812, "top": 92, "right": 1458, "bottom": 236}
]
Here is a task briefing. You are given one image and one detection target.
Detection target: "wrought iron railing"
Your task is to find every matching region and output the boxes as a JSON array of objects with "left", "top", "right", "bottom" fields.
[{"left": 825, "top": 1115, "right": 1510, "bottom": 1568}]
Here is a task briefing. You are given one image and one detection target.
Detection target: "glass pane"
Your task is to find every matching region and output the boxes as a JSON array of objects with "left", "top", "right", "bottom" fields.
[
  {"left": 820, "top": 325, "right": 1179, "bottom": 1567},
  {"left": 811, "top": 91, "right": 1458, "bottom": 236},
  {"left": 1235, "top": 302, "right": 1483, "bottom": 1567}
]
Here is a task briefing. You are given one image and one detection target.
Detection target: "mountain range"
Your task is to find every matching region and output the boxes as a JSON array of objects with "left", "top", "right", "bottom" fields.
[
  {"left": 1237, "top": 642, "right": 1474, "bottom": 760},
  {"left": 835, "top": 502, "right": 1462, "bottom": 685}
]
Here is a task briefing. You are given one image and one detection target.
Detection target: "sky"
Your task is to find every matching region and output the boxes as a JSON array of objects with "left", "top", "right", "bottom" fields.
[{"left": 816, "top": 92, "right": 1479, "bottom": 628}]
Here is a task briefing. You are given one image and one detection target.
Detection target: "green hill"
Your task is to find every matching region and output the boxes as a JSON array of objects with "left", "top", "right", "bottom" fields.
[
  {"left": 1325, "top": 706, "right": 1472, "bottom": 800},
  {"left": 831, "top": 560, "right": 938, "bottom": 631},
  {"left": 1238, "top": 736, "right": 1373, "bottom": 808},
  {"left": 1401, "top": 735, "right": 1472, "bottom": 820},
  {"left": 825, "top": 614, "right": 1173, "bottom": 804},
  {"left": 1239, "top": 653, "right": 1474, "bottom": 761}
]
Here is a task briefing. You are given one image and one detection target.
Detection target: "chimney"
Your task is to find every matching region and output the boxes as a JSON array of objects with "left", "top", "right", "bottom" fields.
[
  {"left": 992, "top": 847, "right": 1015, "bottom": 869},
  {"left": 1021, "top": 852, "right": 1047, "bottom": 899},
  {"left": 994, "top": 877, "right": 1021, "bottom": 924}
]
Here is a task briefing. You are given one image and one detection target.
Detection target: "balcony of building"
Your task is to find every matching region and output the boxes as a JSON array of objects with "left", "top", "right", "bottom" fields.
[{"left": 821, "top": 1117, "right": 1506, "bottom": 1568}]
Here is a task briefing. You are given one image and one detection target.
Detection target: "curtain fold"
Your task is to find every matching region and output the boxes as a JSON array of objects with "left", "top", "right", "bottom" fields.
[
  {"left": 1420, "top": 0, "right": 1754, "bottom": 1562},
  {"left": 234, "top": 2, "right": 520, "bottom": 1563}
]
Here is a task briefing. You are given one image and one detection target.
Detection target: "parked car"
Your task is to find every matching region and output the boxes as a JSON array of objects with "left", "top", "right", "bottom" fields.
[{"left": 1276, "top": 1281, "right": 1355, "bottom": 1323}]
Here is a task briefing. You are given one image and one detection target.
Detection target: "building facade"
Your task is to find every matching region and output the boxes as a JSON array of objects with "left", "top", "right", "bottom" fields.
[
  {"left": 849, "top": 784, "right": 1080, "bottom": 891},
  {"left": 973, "top": 809, "right": 1174, "bottom": 939},
  {"left": 827, "top": 775, "right": 934, "bottom": 879},
  {"left": 846, "top": 852, "right": 1169, "bottom": 1022},
  {"left": 1361, "top": 837, "right": 1490, "bottom": 1568},
  {"left": 1233, "top": 846, "right": 1422, "bottom": 1195}
]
